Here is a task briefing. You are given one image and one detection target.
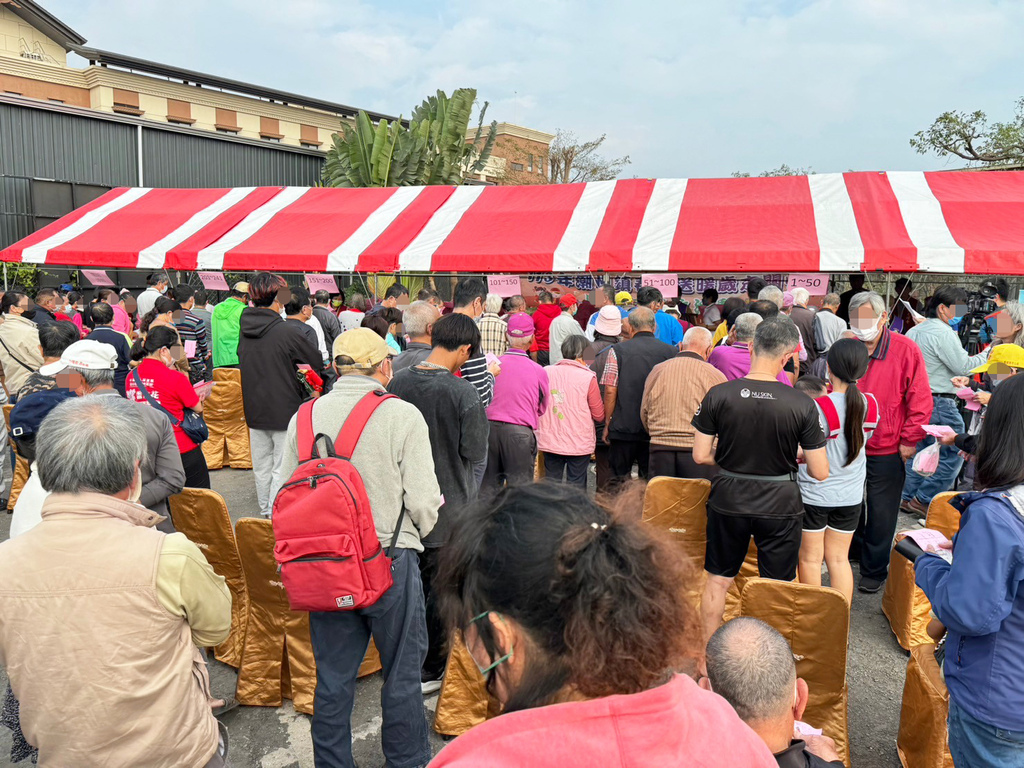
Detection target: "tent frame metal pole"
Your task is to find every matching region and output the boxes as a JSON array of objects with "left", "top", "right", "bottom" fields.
[{"left": 3, "top": 262, "right": 6, "bottom": 291}]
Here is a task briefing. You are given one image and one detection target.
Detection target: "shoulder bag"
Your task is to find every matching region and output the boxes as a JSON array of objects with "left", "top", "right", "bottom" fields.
[{"left": 131, "top": 368, "right": 209, "bottom": 444}]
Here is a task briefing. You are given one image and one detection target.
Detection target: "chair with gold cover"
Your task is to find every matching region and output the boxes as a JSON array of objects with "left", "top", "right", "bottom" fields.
[
  {"left": 897, "top": 645, "right": 954, "bottom": 768},
  {"left": 434, "top": 632, "right": 501, "bottom": 736},
  {"left": 168, "top": 488, "right": 249, "bottom": 668},
  {"left": 740, "top": 578, "right": 851, "bottom": 766},
  {"left": 882, "top": 492, "right": 961, "bottom": 651},
  {"left": 233, "top": 518, "right": 381, "bottom": 715},
  {"left": 4, "top": 404, "right": 30, "bottom": 511},
  {"left": 212, "top": 368, "right": 242, "bottom": 385},
  {"left": 201, "top": 380, "right": 252, "bottom": 471},
  {"left": 641, "top": 477, "right": 711, "bottom": 611}
]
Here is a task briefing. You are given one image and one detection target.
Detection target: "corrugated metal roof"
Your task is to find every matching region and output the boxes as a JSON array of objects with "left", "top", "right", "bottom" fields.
[{"left": 0, "top": 175, "right": 33, "bottom": 249}]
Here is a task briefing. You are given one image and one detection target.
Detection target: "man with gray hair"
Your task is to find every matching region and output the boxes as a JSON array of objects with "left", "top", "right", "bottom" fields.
[
  {"left": 0, "top": 395, "right": 231, "bottom": 767},
  {"left": 599, "top": 306, "right": 676, "bottom": 484},
  {"left": 694, "top": 320, "right": 829, "bottom": 638},
  {"left": 702, "top": 618, "right": 843, "bottom": 767},
  {"left": 788, "top": 287, "right": 818, "bottom": 366},
  {"left": 641, "top": 325, "right": 726, "bottom": 481},
  {"left": 478, "top": 293, "right": 509, "bottom": 357},
  {"left": 847, "top": 291, "right": 931, "bottom": 593},
  {"left": 61, "top": 339, "right": 186, "bottom": 532},
  {"left": 758, "top": 285, "right": 786, "bottom": 310},
  {"left": 813, "top": 293, "right": 847, "bottom": 358},
  {"left": 709, "top": 312, "right": 792, "bottom": 384},
  {"left": 392, "top": 300, "right": 441, "bottom": 374}
]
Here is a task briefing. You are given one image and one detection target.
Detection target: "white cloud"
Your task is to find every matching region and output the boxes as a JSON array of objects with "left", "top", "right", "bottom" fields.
[{"left": 51, "top": 0, "right": 1024, "bottom": 178}]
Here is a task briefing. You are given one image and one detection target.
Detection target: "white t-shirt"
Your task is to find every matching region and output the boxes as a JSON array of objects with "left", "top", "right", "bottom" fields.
[
  {"left": 798, "top": 392, "right": 873, "bottom": 507},
  {"left": 10, "top": 462, "right": 48, "bottom": 539}
]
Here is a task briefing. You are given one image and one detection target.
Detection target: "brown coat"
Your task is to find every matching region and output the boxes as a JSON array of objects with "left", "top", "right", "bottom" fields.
[{"left": 0, "top": 492, "right": 223, "bottom": 767}]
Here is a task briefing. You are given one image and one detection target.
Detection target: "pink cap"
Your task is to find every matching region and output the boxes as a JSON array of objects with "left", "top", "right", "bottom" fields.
[
  {"left": 507, "top": 312, "right": 536, "bottom": 338},
  {"left": 594, "top": 305, "right": 623, "bottom": 336},
  {"left": 782, "top": 291, "right": 795, "bottom": 308}
]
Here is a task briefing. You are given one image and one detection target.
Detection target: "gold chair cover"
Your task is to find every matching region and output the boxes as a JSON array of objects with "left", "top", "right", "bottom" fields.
[
  {"left": 740, "top": 578, "right": 851, "bottom": 767},
  {"left": 724, "top": 542, "right": 759, "bottom": 621},
  {"left": 212, "top": 368, "right": 242, "bottom": 384},
  {"left": 201, "top": 381, "right": 252, "bottom": 471},
  {"left": 168, "top": 488, "right": 249, "bottom": 668},
  {"left": 882, "top": 492, "right": 962, "bottom": 651},
  {"left": 897, "top": 645, "right": 954, "bottom": 768},
  {"left": 233, "top": 518, "right": 381, "bottom": 715},
  {"left": 433, "top": 632, "right": 501, "bottom": 737},
  {"left": 4, "top": 404, "right": 29, "bottom": 511},
  {"left": 641, "top": 477, "right": 711, "bottom": 611}
]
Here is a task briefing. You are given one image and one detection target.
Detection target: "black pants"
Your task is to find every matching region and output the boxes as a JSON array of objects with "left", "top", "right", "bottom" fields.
[
  {"left": 535, "top": 350, "right": 550, "bottom": 366},
  {"left": 648, "top": 446, "right": 719, "bottom": 482},
  {"left": 484, "top": 422, "right": 536, "bottom": 491},
  {"left": 542, "top": 452, "right": 589, "bottom": 489},
  {"left": 417, "top": 546, "right": 447, "bottom": 681},
  {"left": 608, "top": 438, "right": 650, "bottom": 484},
  {"left": 853, "top": 453, "right": 905, "bottom": 582},
  {"left": 181, "top": 446, "right": 211, "bottom": 489},
  {"left": 594, "top": 442, "right": 612, "bottom": 492}
]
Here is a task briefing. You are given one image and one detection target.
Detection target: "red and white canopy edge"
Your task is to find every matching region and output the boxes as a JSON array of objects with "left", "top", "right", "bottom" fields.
[{"left": 3, "top": 170, "right": 1024, "bottom": 275}]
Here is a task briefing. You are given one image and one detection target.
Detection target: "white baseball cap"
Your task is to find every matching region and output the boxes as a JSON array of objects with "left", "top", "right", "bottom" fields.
[{"left": 60, "top": 340, "right": 117, "bottom": 370}]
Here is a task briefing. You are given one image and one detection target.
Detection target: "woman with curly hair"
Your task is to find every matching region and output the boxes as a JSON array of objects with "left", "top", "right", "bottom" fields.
[{"left": 430, "top": 483, "right": 776, "bottom": 767}]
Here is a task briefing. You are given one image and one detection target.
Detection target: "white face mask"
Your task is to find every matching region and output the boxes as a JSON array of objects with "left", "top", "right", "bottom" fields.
[
  {"left": 128, "top": 467, "right": 142, "bottom": 504},
  {"left": 850, "top": 317, "right": 881, "bottom": 343}
]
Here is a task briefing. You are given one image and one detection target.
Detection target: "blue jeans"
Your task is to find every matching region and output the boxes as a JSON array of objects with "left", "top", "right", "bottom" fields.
[
  {"left": 903, "top": 396, "right": 965, "bottom": 505},
  {"left": 949, "top": 698, "right": 1024, "bottom": 767},
  {"left": 308, "top": 550, "right": 431, "bottom": 768}
]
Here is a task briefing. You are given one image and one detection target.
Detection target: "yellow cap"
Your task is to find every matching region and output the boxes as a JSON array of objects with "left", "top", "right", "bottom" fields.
[
  {"left": 233, "top": 281, "right": 250, "bottom": 294},
  {"left": 971, "top": 343, "right": 1024, "bottom": 374},
  {"left": 615, "top": 291, "right": 633, "bottom": 306},
  {"left": 332, "top": 328, "right": 394, "bottom": 369}
]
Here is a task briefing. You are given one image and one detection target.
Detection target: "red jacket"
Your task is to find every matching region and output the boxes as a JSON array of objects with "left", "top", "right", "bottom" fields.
[
  {"left": 530, "top": 304, "right": 563, "bottom": 352},
  {"left": 429, "top": 674, "right": 776, "bottom": 768},
  {"left": 861, "top": 327, "right": 932, "bottom": 456}
]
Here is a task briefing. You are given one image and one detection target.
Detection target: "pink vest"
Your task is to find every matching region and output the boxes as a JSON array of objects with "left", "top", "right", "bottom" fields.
[{"left": 537, "top": 361, "right": 599, "bottom": 456}]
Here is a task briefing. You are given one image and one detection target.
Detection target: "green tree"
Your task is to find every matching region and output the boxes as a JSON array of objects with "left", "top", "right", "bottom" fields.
[
  {"left": 323, "top": 88, "right": 497, "bottom": 187},
  {"left": 911, "top": 99, "right": 1024, "bottom": 166},
  {"left": 731, "top": 164, "right": 814, "bottom": 178}
]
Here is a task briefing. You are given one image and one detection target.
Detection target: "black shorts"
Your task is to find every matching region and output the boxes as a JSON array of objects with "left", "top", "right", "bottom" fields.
[
  {"left": 802, "top": 503, "right": 862, "bottom": 534},
  {"left": 704, "top": 508, "right": 802, "bottom": 580}
]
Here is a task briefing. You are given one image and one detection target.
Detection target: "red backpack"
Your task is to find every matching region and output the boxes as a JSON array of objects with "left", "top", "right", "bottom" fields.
[{"left": 272, "top": 390, "right": 403, "bottom": 612}]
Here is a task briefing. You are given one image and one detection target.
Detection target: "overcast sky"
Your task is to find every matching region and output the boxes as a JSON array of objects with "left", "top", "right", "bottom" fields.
[{"left": 54, "top": 0, "right": 1024, "bottom": 179}]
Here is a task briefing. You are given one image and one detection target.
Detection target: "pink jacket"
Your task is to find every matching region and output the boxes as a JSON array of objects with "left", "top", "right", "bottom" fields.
[
  {"left": 537, "top": 360, "right": 604, "bottom": 456},
  {"left": 430, "top": 674, "right": 777, "bottom": 767}
]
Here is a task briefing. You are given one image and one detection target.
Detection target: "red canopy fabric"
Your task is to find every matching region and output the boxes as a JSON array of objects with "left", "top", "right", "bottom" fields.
[{"left": 3, "top": 171, "right": 1023, "bottom": 274}]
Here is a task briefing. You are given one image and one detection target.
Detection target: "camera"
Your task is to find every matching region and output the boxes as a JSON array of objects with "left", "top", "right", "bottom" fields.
[{"left": 957, "top": 281, "right": 999, "bottom": 354}]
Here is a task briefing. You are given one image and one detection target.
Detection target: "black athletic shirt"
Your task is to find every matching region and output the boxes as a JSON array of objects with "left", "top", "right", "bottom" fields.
[{"left": 692, "top": 379, "right": 826, "bottom": 519}]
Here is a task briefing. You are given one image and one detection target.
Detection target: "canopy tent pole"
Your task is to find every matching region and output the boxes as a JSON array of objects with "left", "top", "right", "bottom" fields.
[{"left": 3, "top": 262, "right": 7, "bottom": 291}]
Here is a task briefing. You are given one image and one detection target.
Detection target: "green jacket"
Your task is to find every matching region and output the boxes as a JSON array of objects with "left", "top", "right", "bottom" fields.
[{"left": 211, "top": 298, "right": 246, "bottom": 367}]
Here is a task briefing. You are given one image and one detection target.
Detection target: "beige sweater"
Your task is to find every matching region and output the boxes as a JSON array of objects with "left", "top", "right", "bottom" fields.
[
  {"left": 0, "top": 313, "right": 43, "bottom": 396},
  {"left": 0, "top": 492, "right": 230, "bottom": 767}
]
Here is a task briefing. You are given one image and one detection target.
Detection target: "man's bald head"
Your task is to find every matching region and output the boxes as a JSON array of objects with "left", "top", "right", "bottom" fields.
[
  {"left": 681, "top": 326, "right": 713, "bottom": 357},
  {"left": 627, "top": 306, "right": 656, "bottom": 333},
  {"left": 705, "top": 618, "right": 797, "bottom": 723}
]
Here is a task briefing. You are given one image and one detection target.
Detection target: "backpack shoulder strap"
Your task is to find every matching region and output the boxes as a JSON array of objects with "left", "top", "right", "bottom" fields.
[
  {"left": 296, "top": 400, "right": 316, "bottom": 462},
  {"left": 863, "top": 392, "right": 880, "bottom": 431},
  {"left": 336, "top": 390, "right": 397, "bottom": 460},
  {"left": 815, "top": 395, "right": 841, "bottom": 439}
]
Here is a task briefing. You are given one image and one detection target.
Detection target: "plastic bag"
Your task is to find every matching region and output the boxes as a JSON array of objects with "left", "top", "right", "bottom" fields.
[{"left": 912, "top": 442, "right": 941, "bottom": 477}]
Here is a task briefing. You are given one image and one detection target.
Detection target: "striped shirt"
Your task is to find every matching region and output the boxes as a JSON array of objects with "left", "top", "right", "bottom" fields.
[
  {"left": 477, "top": 313, "right": 508, "bottom": 357},
  {"left": 460, "top": 354, "right": 494, "bottom": 408},
  {"left": 640, "top": 352, "right": 727, "bottom": 449},
  {"left": 174, "top": 310, "right": 210, "bottom": 384}
]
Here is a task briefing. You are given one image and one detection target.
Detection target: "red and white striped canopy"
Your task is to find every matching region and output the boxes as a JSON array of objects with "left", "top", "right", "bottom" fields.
[{"left": 4, "top": 170, "right": 1024, "bottom": 274}]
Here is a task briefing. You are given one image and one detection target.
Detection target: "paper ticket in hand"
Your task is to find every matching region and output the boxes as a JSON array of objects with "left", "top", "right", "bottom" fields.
[
  {"left": 900, "top": 528, "right": 953, "bottom": 563},
  {"left": 795, "top": 721, "right": 823, "bottom": 737},
  {"left": 922, "top": 425, "right": 957, "bottom": 439}
]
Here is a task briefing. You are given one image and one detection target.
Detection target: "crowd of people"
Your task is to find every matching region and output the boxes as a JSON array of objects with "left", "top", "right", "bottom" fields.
[{"left": 0, "top": 270, "right": 1021, "bottom": 767}]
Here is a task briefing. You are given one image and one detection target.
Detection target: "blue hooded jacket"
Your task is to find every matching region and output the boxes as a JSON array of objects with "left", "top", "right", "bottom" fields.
[{"left": 915, "top": 488, "right": 1024, "bottom": 731}]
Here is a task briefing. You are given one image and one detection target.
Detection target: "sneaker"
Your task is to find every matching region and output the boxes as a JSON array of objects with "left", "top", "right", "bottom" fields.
[
  {"left": 858, "top": 576, "right": 884, "bottom": 594},
  {"left": 421, "top": 679, "right": 443, "bottom": 696}
]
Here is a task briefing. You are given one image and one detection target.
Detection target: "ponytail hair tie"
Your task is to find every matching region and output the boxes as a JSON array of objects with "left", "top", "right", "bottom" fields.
[{"left": 590, "top": 522, "right": 608, "bottom": 531}]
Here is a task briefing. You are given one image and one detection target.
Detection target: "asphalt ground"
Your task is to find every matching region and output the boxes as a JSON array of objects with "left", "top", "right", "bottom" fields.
[{"left": 0, "top": 466, "right": 917, "bottom": 768}]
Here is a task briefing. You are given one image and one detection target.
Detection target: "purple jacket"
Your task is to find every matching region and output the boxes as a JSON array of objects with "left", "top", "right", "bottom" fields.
[{"left": 486, "top": 350, "right": 549, "bottom": 430}]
